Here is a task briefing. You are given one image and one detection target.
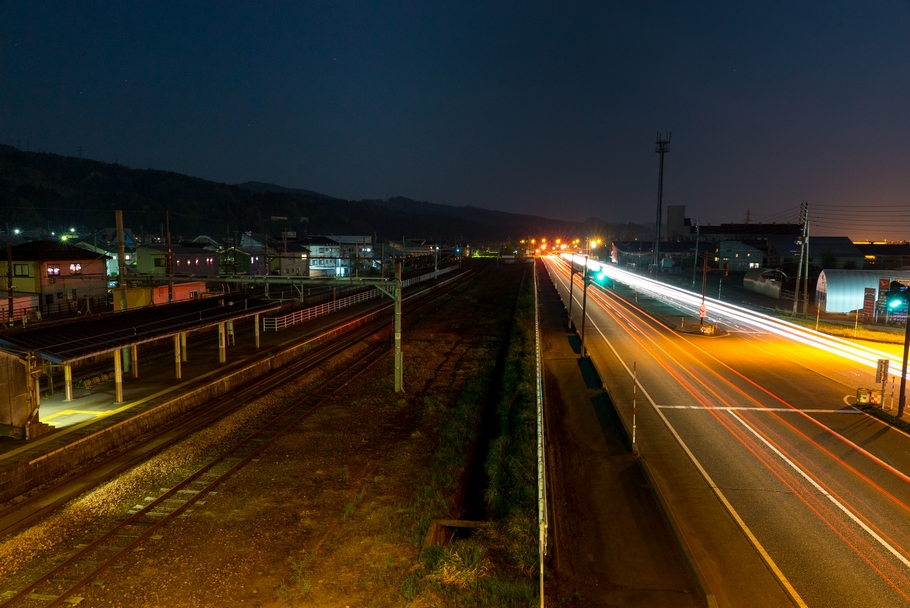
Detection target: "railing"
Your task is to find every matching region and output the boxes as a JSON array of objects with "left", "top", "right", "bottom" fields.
[
  {"left": 262, "top": 265, "right": 457, "bottom": 331},
  {"left": 2, "top": 296, "right": 113, "bottom": 327},
  {"left": 534, "top": 260, "right": 548, "bottom": 606}
]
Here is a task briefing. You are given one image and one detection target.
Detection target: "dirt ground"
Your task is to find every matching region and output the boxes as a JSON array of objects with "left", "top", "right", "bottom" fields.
[{"left": 0, "top": 264, "right": 528, "bottom": 607}]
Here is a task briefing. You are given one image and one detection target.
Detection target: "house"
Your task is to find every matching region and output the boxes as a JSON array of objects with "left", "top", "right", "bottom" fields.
[
  {"left": 714, "top": 241, "right": 762, "bottom": 272},
  {"left": 329, "top": 235, "right": 374, "bottom": 276},
  {"left": 219, "top": 245, "right": 271, "bottom": 275},
  {"left": 135, "top": 243, "right": 220, "bottom": 277},
  {"left": 74, "top": 228, "right": 138, "bottom": 277},
  {"left": 0, "top": 241, "right": 109, "bottom": 316},
  {"left": 278, "top": 241, "right": 311, "bottom": 277},
  {"left": 611, "top": 240, "right": 697, "bottom": 272},
  {"left": 296, "top": 236, "right": 341, "bottom": 277}
]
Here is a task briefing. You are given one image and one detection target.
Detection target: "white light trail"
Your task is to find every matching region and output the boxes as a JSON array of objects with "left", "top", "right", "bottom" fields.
[{"left": 560, "top": 254, "right": 901, "bottom": 379}]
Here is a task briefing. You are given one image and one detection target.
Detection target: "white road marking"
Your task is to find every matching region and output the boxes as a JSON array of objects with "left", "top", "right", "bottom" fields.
[
  {"left": 727, "top": 409, "right": 910, "bottom": 570},
  {"left": 657, "top": 405, "right": 861, "bottom": 413},
  {"left": 542, "top": 262, "right": 808, "bottom": 607}
]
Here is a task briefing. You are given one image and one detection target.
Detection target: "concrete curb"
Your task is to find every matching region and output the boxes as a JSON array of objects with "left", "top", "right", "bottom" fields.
[
  {"left": 581, "top": 334, "right": 717, "bottom": 608},
  {"left": 638, "top": 457, "right": 719, "bottom": 608}
]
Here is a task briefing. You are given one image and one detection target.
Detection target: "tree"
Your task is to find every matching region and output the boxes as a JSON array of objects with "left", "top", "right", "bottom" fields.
[{"left": 820, "top": 250, "right": 839, "bottom": 269}]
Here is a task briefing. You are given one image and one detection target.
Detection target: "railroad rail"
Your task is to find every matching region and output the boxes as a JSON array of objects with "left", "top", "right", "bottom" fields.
[{"left": 0, "top": 268, "right": 478, "bottom": 606}]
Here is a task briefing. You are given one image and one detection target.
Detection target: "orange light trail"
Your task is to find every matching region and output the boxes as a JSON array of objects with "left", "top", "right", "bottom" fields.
[{"left": 548, "top": 255, "right": 910, "bottom": 596}]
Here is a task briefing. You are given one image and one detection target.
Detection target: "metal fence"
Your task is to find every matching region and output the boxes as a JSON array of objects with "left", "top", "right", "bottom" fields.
[
  {"left": 534, "top": 260, "right": 548, "bottom": 605},
  {"left": 262, "top": 265, "right": 457, "bottom": 331},
  {"left": 2, "top": 296, "right": 113, "bottom": 326}
]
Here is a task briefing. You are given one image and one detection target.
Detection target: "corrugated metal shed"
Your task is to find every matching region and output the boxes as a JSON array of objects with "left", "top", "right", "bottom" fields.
[{"left": 817, "top": 269, "right": 910, "bottom": 313}]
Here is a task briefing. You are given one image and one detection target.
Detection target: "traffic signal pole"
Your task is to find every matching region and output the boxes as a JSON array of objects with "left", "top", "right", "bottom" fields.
[{"left": 899, "top": 317, "right": 909, "bottom": 418}]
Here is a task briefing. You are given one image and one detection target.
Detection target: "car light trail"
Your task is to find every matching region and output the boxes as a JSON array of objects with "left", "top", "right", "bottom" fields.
[
  {"left": 547, "top": 256, "right": 910, "bottom": 603},
  {"left": 559, "top": 254, "right": 904, "bottom": 379}
]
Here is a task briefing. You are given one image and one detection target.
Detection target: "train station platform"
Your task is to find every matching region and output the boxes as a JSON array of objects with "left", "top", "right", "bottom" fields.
[{"left": 0, "top": 291, "right": 394, "bottom": 505}]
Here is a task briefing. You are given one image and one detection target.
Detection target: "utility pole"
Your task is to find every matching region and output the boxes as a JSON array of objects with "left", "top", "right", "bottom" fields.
[
  {"left": 166, "top": 211, "right": 174, "bottom": 302},
  {"left": 792, "top": 202, "right": 808, "bottom": 316},
  {"left": 691, "top": 220, "right": 699, "bottom": 288},
  {"left": 6, "top": 240, "right": 13, "bottom": 326},
  {"left": 802, "top": 212, "right": 811, "bottom": 315},
  {"left": 653, "top": 132, "right": 671, "bottom": 274},
  {"left": 116, "top": 210, "right": 128, "bottom": 312}
]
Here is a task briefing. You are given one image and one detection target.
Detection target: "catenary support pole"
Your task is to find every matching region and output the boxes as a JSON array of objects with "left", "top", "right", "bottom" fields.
[{"left": 394, "top": 261, "right": 403, "bottom": 392}]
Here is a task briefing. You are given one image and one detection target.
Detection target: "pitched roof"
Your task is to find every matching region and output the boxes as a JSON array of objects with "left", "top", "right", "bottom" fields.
[{"left": 10, "top": 240, "right": 109, "bottom": 262}]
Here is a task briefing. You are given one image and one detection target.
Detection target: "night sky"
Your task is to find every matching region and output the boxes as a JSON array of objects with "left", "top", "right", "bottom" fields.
[{"left": 3, "top": 2, "right": 910, "bottom": 240}]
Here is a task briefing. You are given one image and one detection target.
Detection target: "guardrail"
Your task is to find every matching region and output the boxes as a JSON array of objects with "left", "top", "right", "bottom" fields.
[
  {"left": 534, "top": 260, "right": 548, "bottom": 605},
  {"left": 262, "top": 265, "right": 457, "bottom": 331}
]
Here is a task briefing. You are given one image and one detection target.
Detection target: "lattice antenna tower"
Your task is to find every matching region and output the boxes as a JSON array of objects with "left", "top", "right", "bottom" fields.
[{"left": 653, "top": 132, "right": 671, "bottom": 272}]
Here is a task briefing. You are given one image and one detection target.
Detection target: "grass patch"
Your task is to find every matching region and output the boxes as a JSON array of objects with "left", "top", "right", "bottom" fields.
[
  {"left": 784, "top": 315, "right": 905, "bottom": 343},
  {"left": 275, "top": 553, "right": 316, "bottom": 599},
  {"left": 394, "top": 263, "right": 541, "bottom": 606},
  {"left": 342, "top": 488, "right": 367, "bottom": 521}
]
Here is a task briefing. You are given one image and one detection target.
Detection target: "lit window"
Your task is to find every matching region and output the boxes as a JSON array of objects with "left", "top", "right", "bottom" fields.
[
  {"left": 13, "top": 263, "right": 28, "bottom": 277},
  {"left": 47, "top": 264, "right": 60, "bottom": 276},
  {"left": 69, "top": 263, "right": 82, "bottom": 275}
]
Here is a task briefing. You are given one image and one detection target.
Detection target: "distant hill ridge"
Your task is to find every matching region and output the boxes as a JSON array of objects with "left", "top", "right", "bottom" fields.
[{"left": 0, "top": 144, "right": 642, "bottom": 243}]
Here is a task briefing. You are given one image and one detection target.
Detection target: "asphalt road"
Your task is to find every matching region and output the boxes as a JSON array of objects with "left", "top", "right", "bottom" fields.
[{"left": 544, "top": 255, "right": 910, "bottom": 608}]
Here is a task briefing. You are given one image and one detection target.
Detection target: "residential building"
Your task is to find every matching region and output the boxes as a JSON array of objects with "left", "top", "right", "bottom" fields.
[
  {"left": 714, "top": 241, "right": 762, "bottom": 272},
  {"left": 0, "top": 241, "right": 109, "bottom": 316},
  {"left": 135, "top": 243, "right": 220, "bottom": 277}
]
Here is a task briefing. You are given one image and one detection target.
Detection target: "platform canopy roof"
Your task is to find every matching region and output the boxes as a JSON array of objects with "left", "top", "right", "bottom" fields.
[{"left": 0, "top": 295, "right": 281, "bottom": 364}]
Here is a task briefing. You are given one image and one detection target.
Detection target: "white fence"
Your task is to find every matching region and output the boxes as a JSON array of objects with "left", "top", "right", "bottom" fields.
[{"left": 262, "top": 265, "right": 457, "bottom": 331}]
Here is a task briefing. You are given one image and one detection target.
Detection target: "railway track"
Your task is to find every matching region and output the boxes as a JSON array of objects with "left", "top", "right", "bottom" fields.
[{"left": 0, "top": 268, "right": 477, "bottom": 606}]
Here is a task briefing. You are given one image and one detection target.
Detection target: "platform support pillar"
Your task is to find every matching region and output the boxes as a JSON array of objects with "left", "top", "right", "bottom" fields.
[
  {"left": 174, "top": 334, "right": 182, "bottom": 379},
  {"left": 64, "top": 364, "right": 73, "bottom": 402},
  {"left": 114, "top": 351, "right": 124, "bottom": 404},
  {"left": 218, "top": 322, "right": 226, "bottom": 363},
  {"left": 131, "top": 345, "right": 139, "bottom": 378},
  {"left": 254, "top": 313, "right": 260, "bottom": 349},
  {"left": 181, "top": 332, "right": 187, "bottom": 362}
]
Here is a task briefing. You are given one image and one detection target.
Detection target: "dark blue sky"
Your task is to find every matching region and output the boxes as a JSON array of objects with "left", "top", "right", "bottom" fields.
[{"left": 3, "top": 2, "right": 910, "bottom": 239}]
